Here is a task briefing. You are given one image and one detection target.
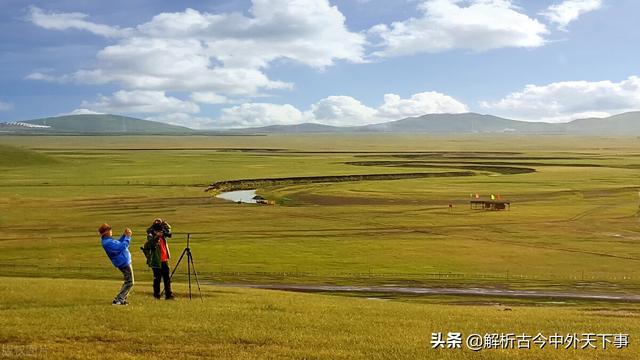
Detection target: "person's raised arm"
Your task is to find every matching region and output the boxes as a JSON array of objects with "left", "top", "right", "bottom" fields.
[{"left": 117, "top": 228, "right": 132, "bottom": 247}]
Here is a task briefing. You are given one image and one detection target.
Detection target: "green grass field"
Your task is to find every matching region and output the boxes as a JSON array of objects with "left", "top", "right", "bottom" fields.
[
  {"left": 1, "top": 277, "right": 638, "bottom": 359},
  {"left": 1, "top": 134, "right": 640, "bottom": 358}
]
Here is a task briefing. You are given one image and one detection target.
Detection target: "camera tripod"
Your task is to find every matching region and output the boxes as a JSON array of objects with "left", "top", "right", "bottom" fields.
[{"left": 162, "top": 233, "right": 203, "bottom": 300}]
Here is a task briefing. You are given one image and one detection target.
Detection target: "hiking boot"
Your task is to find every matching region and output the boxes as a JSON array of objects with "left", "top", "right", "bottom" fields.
[
  {"left": 112, "top": 299, "right": 127, "bottom": 306},
  {"left": 165, "top": 294, "right": 175, "bottom": 300},
  {"left": 153, "top": 294, "right": 161, "bottom": 299}
]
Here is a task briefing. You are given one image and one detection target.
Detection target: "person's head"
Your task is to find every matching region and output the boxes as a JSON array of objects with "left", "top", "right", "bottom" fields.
[
  {"left": 152, "top": 218, "right": 163, "bottom": 231},
  {"left": 98, "top": 223, "right": 112, "bottom": 237}
]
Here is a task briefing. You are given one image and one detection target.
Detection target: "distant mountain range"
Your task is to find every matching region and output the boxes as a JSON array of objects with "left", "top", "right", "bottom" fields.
[
  {"left": 1, "top": 111, "right": 639, "bottom": 135},
  {"left": 0, "top": 114, "right": 193, "bottom": 134},
  {"left": 562, "top": 112, "right": 640, "bottom": 134},
  {"left": 360, "top": 113, "right": 554, "bottom": 133},
  {"left": 238, "top": 122, "right": 346, "bottom": 133},
  {"left": 235, "top": 112, "right": 640, "bottom": 134}
]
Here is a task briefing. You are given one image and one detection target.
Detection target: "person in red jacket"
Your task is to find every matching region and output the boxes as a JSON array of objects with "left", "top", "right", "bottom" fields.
[{"left": 144, "top": 218, "right": 174, "bottom": 299}]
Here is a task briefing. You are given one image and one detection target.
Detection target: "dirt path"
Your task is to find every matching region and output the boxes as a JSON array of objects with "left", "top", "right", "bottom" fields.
[{"left": 217, "top": 283, "right": 640, "bottom": 302}]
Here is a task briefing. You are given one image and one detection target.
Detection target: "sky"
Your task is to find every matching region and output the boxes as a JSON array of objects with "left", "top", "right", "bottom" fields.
[{"left": 0, "top": 0, "right": 638, "bottom": 128}]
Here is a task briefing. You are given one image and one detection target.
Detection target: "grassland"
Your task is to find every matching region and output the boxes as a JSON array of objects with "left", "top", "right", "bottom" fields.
[
  {"left": 1, "top": 135, "right": 640, "bottom": 289},
  {"left": 1, "top": 134, "right": 640, "bottom": 358},
  {"left": 1, "top": 276, "right": 638, "bottom": 359}
]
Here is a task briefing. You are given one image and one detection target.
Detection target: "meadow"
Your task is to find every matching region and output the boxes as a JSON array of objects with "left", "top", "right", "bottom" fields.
[
  {"left": 1, "top": 134, "right": 640, "bottom": 358},
  {"left": 1, "top": 276, "right": 638, "bottom": 359}
]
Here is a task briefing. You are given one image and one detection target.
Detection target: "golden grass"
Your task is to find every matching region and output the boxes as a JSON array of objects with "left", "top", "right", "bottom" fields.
[{"left": 1, "top": 277, "right": 639, "bottom": 359}]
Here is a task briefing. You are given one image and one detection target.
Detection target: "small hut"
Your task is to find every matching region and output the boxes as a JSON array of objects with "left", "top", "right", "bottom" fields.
[{"left": 470, "top": 197, "right": 510, "bottom": 210}]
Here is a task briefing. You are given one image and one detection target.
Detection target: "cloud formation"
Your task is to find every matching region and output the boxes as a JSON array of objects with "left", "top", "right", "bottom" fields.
[
  {"left": 541, "top": 0, "right": 602, "bottom": 30},
  {"left": 377, "top": 92, "right": 468, "bottom": 118},
  {"left": 218, "top": 103, "right": 306, "bottom": 128},
  {"left": 369, "top": 0, "right": 548, "bottom": 57},
  {"left": 25, "top": 72, "right": 64, "bottom": 82},
  {"left": 216, "top": 91, "right": 467, "bottom": 128},
  {"left": 28, "top": 1, "right": 365, "bottom": 98},
  {"left": 309, "top": 96, "right": 377, "bottom": 126},
  {"left": 190, "top": 92, "right": 230, "bottom": 105},
  {"left": 480, "top": 75, "right": 640, "bottom": 122},
  {"left": 81, "top": 90, "right": 200, "bottom": 114},
  {"left": 63, "top": 108, "right": 104, "bottom": 116},
  {"left": 25, "top": 1, "right": 608, "bottom": 127},
  {"left": 28, "top": 6, "right": 132, "bottom": 38}
]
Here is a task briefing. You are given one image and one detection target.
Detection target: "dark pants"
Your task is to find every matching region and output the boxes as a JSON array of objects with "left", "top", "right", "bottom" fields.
[
  {"left": 153, "top": 261, "right": 172, "bottom": 298},
  {"left": 116, "top": 264, "right": 134, "bottom": 302}
]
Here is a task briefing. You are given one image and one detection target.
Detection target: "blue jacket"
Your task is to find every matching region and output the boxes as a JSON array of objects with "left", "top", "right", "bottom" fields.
[{"left": 101, "top": 234, "right": 132, "bottom": 268}]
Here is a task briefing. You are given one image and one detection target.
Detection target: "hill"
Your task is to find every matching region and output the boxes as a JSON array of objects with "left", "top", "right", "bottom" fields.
[
  {"left": 237, "top": 122, "right": 345, "bottom": 133},
  {"left": 360, "top": 113, "right": 559, "bottom": 133},
  {"left": 564, "top": 111, "right": 640, "bottom": 134},
  {"left": 233, "top": 112, "right": 562, "bottom": 134},
  {"left": 5, "top": 111, "right": 640, "bottom": 135},
  {"left": 22, "top": 114, "right": 194, "bottom": 134},
  {"left": 233, "top": 113, "right": 566, "bottom": 134},
  {"left": 232, "top": 111, "right": 640, "bottom": 134}
]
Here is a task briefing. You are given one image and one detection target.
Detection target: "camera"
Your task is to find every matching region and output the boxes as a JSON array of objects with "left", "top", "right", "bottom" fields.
[{"left": 152, "top": 222, "right": 163, "bottom": 232}]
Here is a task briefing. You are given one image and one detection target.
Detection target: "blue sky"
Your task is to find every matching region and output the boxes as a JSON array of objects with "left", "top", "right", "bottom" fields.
[{"left": 0, "top": 0, "right": 638, "bottom": 128}]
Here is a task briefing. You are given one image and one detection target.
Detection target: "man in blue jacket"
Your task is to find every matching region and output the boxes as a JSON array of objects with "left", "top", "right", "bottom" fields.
[{"left": 99, "top": 223, "right": 134, "bottom": 305}]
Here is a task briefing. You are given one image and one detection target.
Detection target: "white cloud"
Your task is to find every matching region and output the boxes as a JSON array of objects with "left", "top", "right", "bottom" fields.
[
  {"left": 541, "top": 0, "right": 602, "bottom": 30},
  {"left": 139, "top": 3, "right": 366, "bottom": 69},
  {"left": 27, "top": 6, "right": 131, "bottom": 38},
  {"left": 81, "top": 90, "right": 200, "bottom": 114},
  {"left": 218, "top": 103, "right": 306, "bottom": 128},
  {"left": 480, "top": 76, "right": 640, "bottom": 122},
  {"left": 215, "top": 91, "right": 467, "bottom": 128},
  {"left": 308, "top": 96, "right": 377, "bottom": 126},
  {"left": 65, "top": 38, "right": 294, "bottom": 95},
  {"left": 307, "top": 91, "right": 467, "bottom": 126},
  {"left": 306, "top": 91, "right": 467, "bottom": 126},
  {"left": 369, "top": 0, "right": 548, "bottom": 57},
  {"left": 61, "top": 108, "right": 105, "bottom": 116},
  {"left": 190, "top": 92, "right": 230, "bottom": 105},
  {"left": 0, "top": 100, "right": 13, "bottom": 111},
  {"left": 25, "top": 72, "right": 67, "bottom": 82},
  {"left": 28, "top": 1, "right": 364, "bottom": 97},
  {"left": 377, "top": 92, "right": 468, "bottom": 118}
]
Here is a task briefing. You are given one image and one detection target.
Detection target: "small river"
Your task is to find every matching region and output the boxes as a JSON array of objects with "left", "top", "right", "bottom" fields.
[{"left": 216, "top": 189, "right": 258, "bottom": 203}]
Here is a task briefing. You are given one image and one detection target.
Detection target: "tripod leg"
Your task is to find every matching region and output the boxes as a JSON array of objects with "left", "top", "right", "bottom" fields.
[
  {"left": 187, "top": 250, "right": 192, "bottom": 300},
  {"left": 161, "top": 247, "right": 187, "bottom": 297},
  {"left": 169, "top": 248, "right": 188, "bottom": 280},
  {"left": 188, "top": 253, "right": 204, "bottom": 301}
]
